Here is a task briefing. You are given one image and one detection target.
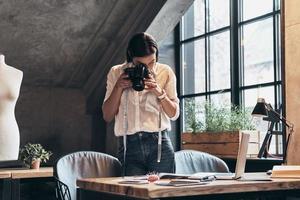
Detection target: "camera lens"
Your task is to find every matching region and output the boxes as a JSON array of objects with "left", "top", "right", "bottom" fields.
[
  {"left": 131, "top": 78, "right": 144, "bottom": 91},
  {"left": 124, "top": 63, "right": 148, "bottom": 91}
]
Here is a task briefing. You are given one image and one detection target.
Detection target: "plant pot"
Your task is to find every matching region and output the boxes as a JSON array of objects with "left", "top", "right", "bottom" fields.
[{"left": 31, "top": 159, "right": 41, "bottom": 169}]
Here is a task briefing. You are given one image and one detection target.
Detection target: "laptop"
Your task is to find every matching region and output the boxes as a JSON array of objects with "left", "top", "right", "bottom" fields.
[{"left": 214, "top": 132, "right": 250, "bottom": 180}]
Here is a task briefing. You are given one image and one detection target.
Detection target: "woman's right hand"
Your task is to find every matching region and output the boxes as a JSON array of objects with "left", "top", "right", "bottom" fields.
[
  {"left": 115, "top": 73, "right": 132, "bottom": 90},
  {"left": 102, "top": 73, "right": 132, "bottom": 122}
]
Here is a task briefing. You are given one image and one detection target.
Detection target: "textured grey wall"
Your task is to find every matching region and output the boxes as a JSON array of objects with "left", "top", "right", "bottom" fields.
[
  {"left": 0, "top": 0, "right": 192, "bottom": 163},
  {"left": 0, "top": 0, "right": 119, "bottom": 87},
  {"left": 16, "top": 86, "right": 92, "bottom": 162}
]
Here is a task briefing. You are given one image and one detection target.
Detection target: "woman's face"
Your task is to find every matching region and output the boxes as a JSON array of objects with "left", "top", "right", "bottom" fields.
[{"left": 132, "top": 53, "right": 156, "bottom": 69}]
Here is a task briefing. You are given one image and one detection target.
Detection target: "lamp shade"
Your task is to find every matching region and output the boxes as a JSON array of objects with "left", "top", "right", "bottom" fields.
[{"left": 252, "top": 98, "right": 268, "bottom": 117}]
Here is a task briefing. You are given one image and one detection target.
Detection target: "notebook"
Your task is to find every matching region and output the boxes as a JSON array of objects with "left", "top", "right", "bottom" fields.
[{"left": 214, "top": 132, "right": 250, "bottom": 180}]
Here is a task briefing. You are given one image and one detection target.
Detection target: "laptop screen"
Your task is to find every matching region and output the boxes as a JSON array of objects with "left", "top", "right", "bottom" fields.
[{"left": 234, "top": 132, "right": 250, "bottom": 179}]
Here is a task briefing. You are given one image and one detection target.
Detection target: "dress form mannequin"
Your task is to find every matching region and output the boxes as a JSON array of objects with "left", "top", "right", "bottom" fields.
[{"left": 0, "top": 54, "right": 23, "bottom": 161}]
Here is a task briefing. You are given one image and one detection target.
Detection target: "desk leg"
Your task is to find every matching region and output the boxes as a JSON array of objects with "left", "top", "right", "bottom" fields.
[
  {"left": 2, "top": 179, "right": 11, "bottom": 200},
  {"left": 11, "top": 179, "right": 20, "bottom": 200}
]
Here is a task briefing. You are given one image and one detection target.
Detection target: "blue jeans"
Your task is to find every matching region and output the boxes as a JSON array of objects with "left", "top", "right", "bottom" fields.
[{"left": 118, "top": 130, "right": 175, "bottom": 176}]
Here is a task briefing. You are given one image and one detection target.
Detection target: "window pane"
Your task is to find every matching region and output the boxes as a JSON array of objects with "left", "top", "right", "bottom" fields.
[
  {"left": 275, "top": 0, "right": 281, "bottom": 11},
  {"left": 243, "top": 18, "right": 274, "bottom": 86},
  {"left": 242, "top": 0, "right": 273, "bottom": 21},
  {"left": 182, "top": 39, "right": 206, "bottom": 95},
  {"left": 243, "top": 86, "right": 275, "bottom": 109},
  {"left": 209, "top": 0, "right": 230, "bottom": 31},
  {"left": 210, "top": 92, "right": 231, "bottom": 107},
  {"left": 276, "top": 15, "right": 282, "bottom": 81},
  {"left": 181, "top": 0, "right": 205, "bottom": 40},
  {"left": 182, "top": 96, "right": 206, "bottom": 132},
  {"left": 243, "top": 86, "right": 278, "bottom": 154},
  {"left": 210, "top": 31, "right": 230, "bottom": 91}
]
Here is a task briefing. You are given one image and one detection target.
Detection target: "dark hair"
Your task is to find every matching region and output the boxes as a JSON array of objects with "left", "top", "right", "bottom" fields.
[{"left": 126, "top": 32, "right": 158, "bottom": 62}]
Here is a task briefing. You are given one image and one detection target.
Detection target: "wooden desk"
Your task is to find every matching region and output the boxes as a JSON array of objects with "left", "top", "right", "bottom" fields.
[
  {"left": 0, "top": 171, "right": 11, "bottom": 179},
  {"left": 0, "top": 167, "right": 53, "bottom": 178},
  {"left": 77, "top": 173, "right": 300, "bottom": 200},
  {"left": 9, "top": 167, "right": 53, "bottom": 179},
  {"left": 0, "top": 167, "right": 53, "bottom": 200}
]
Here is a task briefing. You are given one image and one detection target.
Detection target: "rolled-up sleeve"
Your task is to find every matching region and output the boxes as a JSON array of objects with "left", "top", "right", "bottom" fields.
[
  {"left": 103, "top": 66, "right": 118, "bottom": 104},
  {"left": 164, "top": 68, "right": 180, "bottom": 121}
]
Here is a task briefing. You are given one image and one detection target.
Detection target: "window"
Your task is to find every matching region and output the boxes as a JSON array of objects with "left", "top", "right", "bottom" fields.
[{"left": 179, "top": 0, "right": 282, "bottom": 155}]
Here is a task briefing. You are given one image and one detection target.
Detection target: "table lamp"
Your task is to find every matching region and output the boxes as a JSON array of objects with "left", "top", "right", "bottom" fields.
[{"left": 251, "top": 98, "right": 294, "bottom": 164}]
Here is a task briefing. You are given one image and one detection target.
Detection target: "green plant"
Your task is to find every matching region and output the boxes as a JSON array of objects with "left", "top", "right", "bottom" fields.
[
  {"left": 184, "top": 99, "right": 204, "bottom": 133},
  {"left": 184, "top": 100, "right": 255, "bottom": 133},
  {"left": 19, "top": 143, "right": 52, "bottom": 168}
]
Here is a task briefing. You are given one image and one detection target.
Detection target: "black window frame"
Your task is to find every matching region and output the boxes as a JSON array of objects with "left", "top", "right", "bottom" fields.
[{"left": 176, "top": 0, "right": 283, "bottom": 156}]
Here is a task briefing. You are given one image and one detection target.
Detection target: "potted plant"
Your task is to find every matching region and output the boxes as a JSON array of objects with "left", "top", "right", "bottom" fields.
[
  {"left": 19, "top": 143, "right": 52, "bottom": 169},
  {"left": 182, "top": 100, "right": 259, "bottom": 158}
]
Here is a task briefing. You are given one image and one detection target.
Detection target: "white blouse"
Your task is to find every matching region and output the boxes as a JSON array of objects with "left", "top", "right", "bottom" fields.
[{"left": 103, "top": 62, "right": 180, "bottom": 136}]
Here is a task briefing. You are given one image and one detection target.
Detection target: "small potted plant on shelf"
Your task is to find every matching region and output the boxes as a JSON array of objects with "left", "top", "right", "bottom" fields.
[
  {"left": 182, "top": 100, "right": 259, "bottom": 158},
  {"left": 19, "top": 143, "right": 52, "bottom": 169}
]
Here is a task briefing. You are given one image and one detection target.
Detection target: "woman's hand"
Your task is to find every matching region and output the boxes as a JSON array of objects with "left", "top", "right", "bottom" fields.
[
  {"left": 115, "top": 73, "right": 132, "bottom": 90},
  {"left": 144, "top": 74, "right": 163, "bottom": 96},
  {"left": 102, "top": 73, "right": 132, "bottom": 122},
  {"left": 144, "top": 74, "right": 177, "bottom": 118}
]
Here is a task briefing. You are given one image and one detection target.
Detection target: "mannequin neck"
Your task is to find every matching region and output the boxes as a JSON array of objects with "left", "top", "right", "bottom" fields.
[{"left": 0, "top": 55, "right": 5, "bottom": 65}]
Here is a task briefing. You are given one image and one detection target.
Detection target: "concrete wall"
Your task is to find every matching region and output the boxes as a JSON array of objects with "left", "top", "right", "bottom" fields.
[
  {"left": 0, "top": 0, "right": 192, "bottom": 165},
  {"left": 285, "top": 0, "right": 300, "bottom": 164},
  {"left": 16, "top": 86, "right": 92, "bottom": 163}
]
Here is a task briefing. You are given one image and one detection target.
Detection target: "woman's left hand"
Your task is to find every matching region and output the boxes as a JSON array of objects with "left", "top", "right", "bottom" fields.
[{"left": 144, "top": 74, "right": 163, "bottom": 96}]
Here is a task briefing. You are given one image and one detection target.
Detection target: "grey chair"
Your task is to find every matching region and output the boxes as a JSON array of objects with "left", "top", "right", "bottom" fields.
[
  {"left": 175, "top": 150, "right": 229, "bottom": 174},
  {"left": 54, "top": 151, "right": 122, "bottom": 200}
]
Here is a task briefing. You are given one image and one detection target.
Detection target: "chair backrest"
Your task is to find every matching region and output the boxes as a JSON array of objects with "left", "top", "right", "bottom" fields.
[
  {"left": 175, "top": 150, "right": 229, "bottom": 174},
  {"left": 54, "top": 151, "right": 121, "bottom": 200}
]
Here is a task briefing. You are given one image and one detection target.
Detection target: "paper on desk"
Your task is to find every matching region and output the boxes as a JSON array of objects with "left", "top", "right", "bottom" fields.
[
  {"left": 188, "top": 172, "right": 216, "bottom": 180},
  {"left": 118, "top": 176, "right": 149, "bottom": 184},
  {"left": 155, "top": 179, "right": 209, "bottom": 187},
  {"left": 118, "top": 179, "right": 148, "bottom": 184}
]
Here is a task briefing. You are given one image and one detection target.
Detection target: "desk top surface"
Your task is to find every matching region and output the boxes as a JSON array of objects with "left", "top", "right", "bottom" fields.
[
  {"left": 0, "top": 167, "right": 53, "bottom": 179},
  {"left": 77, "top": 173, "right": 300, "bottom": 199},
  {"left": 0, "top": 171, "right": 11, "bottom": 179}
]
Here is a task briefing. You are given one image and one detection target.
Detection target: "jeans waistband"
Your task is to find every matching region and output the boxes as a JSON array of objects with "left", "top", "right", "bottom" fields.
[{"left": 126, "top": 129, "right": 168, "bottom": 139}]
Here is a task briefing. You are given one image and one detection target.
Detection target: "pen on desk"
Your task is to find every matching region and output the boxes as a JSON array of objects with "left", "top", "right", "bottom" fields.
[{"left": 201, "top": 175, "right": 216, "bottom": 182}]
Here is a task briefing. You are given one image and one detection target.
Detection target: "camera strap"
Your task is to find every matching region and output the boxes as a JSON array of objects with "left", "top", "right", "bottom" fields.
[
  {"left": 151, "top": 70, "right": 162, "bottom": 163},
  {"left": 122, "top": 89, "right": 129, "bottom": 177}
]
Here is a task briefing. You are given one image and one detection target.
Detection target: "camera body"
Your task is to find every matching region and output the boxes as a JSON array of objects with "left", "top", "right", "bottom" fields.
[{"left": 124, "top": 63, "right": 150, "bottom": 91}]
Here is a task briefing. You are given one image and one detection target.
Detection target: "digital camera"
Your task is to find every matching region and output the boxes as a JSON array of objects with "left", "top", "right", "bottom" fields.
[{"left": 124, "top": 63, "right": 150, "bottom": 91}]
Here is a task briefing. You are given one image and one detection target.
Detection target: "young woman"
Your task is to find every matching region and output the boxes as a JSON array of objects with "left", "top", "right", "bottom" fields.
[{"left": 102, "top": 32, "right": 179, "bottom": 176}]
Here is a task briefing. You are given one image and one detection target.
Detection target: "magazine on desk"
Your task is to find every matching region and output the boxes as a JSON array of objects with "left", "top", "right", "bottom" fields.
[
  {"left": 154, "top": 179, "right": 210, "bottom": 187},
  {"left": 159, "top": 172, "right": 216, "bottom": 180},
  {"left": 118, "top": 172, "right": 216, "bottom": 185}
]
